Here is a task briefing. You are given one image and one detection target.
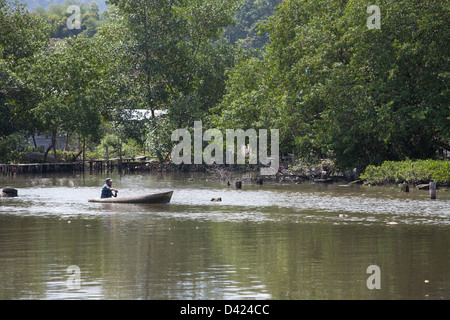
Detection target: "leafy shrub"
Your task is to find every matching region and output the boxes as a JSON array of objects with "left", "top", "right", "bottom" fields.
[
  {"left": 55, "top": 150, "right": 80, "bottom": 162},
  {"left": 0, "top": 134, "right": 29, "bottom": 163},
  {"left": 95, "top": 134, "right": 144, "bottom": 159},
  {"left": 361, "top": 160, "right": 450, "bottom": 185}
]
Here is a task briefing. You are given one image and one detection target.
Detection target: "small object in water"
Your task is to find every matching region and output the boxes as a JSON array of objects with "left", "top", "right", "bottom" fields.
[
  {"left": 235, "top": 181, "right": 242, "bottom": 189},
  {"left": 416, "top": 184, "right": 430, "bottom": 190},
  {"left": 256, "top": 177, "right": 263, "bottom": 185},
  {"left": 338, "top": 214, "right": 347, "bottom": 218},
  {"left": 227, "top": 181, "right": 230, "bottom": 187},
  {"left": 211, "top": 198, "right": 222, "bottom": 202},
  {"left": 400, "top": 182, "right": 409, "bottom": 192},
  {"left": 424, "top": 280, "right": 429, "bottom": 283},
  {"left": 2, "top": 187, "right": 18, "bottom": 197},
  {"left": 429, "top": 182, "right": 437, "bottom": 200},
  {"left": 387, "top": 221, "right": 398, "bottom": 225},
  {"left": 188, "top": 178, "right": 194, "bottom": 182}
]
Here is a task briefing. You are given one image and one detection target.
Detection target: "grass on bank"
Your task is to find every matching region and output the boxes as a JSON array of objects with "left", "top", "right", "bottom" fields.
[{"left": 360, "top": 159, "right": 450, "bottom": 185}]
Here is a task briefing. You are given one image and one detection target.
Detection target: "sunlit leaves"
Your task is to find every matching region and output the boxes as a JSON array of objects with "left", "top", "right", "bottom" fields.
[{"left": 217, "top": 0, "right": 449, "bottom": 169}]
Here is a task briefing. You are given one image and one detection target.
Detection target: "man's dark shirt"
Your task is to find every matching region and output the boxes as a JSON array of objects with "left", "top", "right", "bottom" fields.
[{"left": 101, "top": 184, "right": 113, "bottom": 198}]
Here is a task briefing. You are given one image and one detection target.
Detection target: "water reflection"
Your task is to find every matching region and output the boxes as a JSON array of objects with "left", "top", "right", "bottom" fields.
[{"left": 0, "top": 173, "right": 448, "bottom": 299}]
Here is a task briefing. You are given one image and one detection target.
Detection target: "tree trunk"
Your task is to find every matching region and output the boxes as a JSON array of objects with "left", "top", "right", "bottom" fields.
[
  {"left": 118, "top": 136, "right": 121, "bottom": 160},
  {"left": 118, "top": 136, "right": 122, "bottom": 174},
  {"left": 82, "top": 138, "right": 86, "bottom": 171},
  {"left": 44, "top": 130, "right": 57, "bottom": 163},
  {"left": 145, "top": 49, "right": 164, "bottom": 164},
  {"left": 32, "top": 134, "right": 37, "bottom": 149},
  {"left": 44, "top": 145, "right": 52, "bottom": 163},
  {"left": 151, "top": 117, "right": 164, "bottom": 163},
  {"left": 64, "top": 132, "right": 70, "bottom": 151},
  {"left": 52, "top": 130, "right": 57, "bottom": 160},
  {"left": 72, "top": 149, "right": 83, "bottom": 162}
]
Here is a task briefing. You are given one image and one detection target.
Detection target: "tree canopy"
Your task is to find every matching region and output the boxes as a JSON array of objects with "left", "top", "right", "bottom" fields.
[
  {"left": 216, "top": 0, "right": 449, "bottom": 169},
  {"left": 0, "top": 0, "right": 448, "bottom": 168}
]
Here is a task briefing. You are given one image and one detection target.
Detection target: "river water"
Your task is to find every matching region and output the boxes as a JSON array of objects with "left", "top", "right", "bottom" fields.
[{"left": 0, "top": 173, "right": 448, "bottom": 300}]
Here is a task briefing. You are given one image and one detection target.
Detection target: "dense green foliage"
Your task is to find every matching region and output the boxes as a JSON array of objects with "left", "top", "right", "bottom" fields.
[
  {"left": 215, "top": 0, "right": 449, "bottom": 169},
  {"left": 23, "top": 35, "right": 116, "bottom": 159},
  {"left": 0, "top": 133, "right": 28, "bottom": 163},
  {"left": 0, "top": 0, "right": 52, "bottom": 161},
  {"left": 107, "top": 0, "right": 240, "bottom": 162},
  {"left": 224, "top": 0, "right": 281, "bottom": 48},
  {"left": 1, "top": 0, "right": 449, "bottom": 170},
  {"left": 1, "top": 0, "right": 126, "bottom": 162},
  {"left": 361, "top": 160, "right": 450, "bottom": 185}
]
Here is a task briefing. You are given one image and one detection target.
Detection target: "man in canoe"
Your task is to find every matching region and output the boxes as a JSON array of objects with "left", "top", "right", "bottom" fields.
[{"left": 101, "top": 178, "right": 119, "bottom": 198}]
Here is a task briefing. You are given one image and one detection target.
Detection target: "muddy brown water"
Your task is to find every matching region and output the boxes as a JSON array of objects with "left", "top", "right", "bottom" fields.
[{"left": 0, "top": 173, "right": 448, "bottom": 299}]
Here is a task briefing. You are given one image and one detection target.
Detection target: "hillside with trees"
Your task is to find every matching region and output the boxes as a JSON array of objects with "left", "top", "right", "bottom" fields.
[
  {"left": 33, "top": 0, "right": 106, "bottom": 38},
  {"left": 9, "top": 0, "right": 107, "bottom": 12}
]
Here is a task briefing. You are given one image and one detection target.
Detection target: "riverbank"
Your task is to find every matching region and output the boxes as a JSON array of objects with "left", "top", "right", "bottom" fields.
[{"left": 2, "top": 158, "right": 449, "bottom": 188}]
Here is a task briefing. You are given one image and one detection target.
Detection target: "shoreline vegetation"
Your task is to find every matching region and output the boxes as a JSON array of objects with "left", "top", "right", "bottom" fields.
[
  {"left": 359, "top": 159, "right": 450, "bottom": 187},
  {"left": 1, "top": 152, "right": 449, "bottom": 188}
]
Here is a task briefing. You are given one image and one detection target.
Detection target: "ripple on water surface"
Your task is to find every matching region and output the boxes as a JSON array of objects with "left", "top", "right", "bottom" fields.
[{"left": 1, "top": 176, "right": 448, "bottom": 226}]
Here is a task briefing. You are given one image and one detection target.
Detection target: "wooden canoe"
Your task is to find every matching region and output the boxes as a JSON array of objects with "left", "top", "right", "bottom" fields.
[{"left": 88, "top": 191, "right": 173, "bottom": 204}]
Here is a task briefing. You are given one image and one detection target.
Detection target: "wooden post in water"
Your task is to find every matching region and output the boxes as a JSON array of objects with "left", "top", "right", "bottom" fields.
[
  {"left": 82, "top": 138, "right": 86, "bottom": 173},
  {"left": 401, "top": 182, "right": 409, "bottom": 192},
  {"left": 429, "top": 182, "right": 437, "bottom": 199}
]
